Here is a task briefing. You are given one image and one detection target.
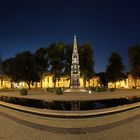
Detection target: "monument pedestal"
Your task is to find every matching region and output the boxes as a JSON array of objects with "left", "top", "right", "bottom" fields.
[{"left": 64, "top": 88, "right": 87, "bottom": 93}]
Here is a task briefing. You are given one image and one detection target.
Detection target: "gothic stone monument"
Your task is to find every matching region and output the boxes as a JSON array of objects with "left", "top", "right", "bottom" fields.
[
  {"left": 64, "top": 36, "right": 87, "bottom": 110},
  {"left": 71, "top": 35, "right": 80, "bottom": 88}
]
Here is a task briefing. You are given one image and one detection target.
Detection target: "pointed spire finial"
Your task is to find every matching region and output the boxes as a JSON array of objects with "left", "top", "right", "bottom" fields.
[{"left": 73, "top": 35, "right": 77, "bottom": 47}]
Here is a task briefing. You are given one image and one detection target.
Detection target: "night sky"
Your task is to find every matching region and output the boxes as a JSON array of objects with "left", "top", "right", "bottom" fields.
[{"left": 0, "top": 0, "right": 140, "bottom": 72}]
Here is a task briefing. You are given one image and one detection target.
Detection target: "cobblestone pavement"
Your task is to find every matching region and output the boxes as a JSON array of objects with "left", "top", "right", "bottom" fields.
[{"left": 1, "top": 105, "right": 140, "bottom": 140}]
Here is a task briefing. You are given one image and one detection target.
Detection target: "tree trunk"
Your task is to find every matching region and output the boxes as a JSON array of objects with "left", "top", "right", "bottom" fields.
[
  {"left": 83, "top": 78, "right": 86, "bottom": 88},
  {"left": 88, "top": 79, "right": 90, "bottom": 88},
  {"left": 40, "top": 79, "right": 42, "bottom": 88},
  {"left": 54, "top": 81, "right": 57, "bottom": 88},
  {"left": 53, "top": 77, "right": 56, "bottom": 88},
  {"left": 40, "top": 74, "right": 43, "bottom": 88},
  {"left": 114, "top": 82, "right": 116, "bottom": 89},
  {"left": 35, "top": 82, "right": 37, "bottom": 89},
  {"left": 134, "top": 79, "right": 137, "bottom": 88},
  {"left": 10, "top": 81, "right": 13, "bottom": 88},
  {"left": 53, "top": 80, "right": 56, "bottom": 88},
  {"left": 1, "top": 78, "right": 3, "bottom": 87},
  {"left": 27, "top": 82, "right": 31, "bottom": 89}
]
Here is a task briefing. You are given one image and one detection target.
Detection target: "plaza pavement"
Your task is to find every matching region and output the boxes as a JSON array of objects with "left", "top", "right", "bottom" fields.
[
  {"left": 0, "top": 89, "right": 140, "bottom": 101},
  {"left": 1, "top": 89, "right": 140, "bottom": 140},
  {"left": 1, "top": 104, "right": 140, "bottom": 140}
]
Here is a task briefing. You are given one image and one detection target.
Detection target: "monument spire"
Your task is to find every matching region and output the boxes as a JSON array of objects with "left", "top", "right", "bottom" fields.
[
  {"left": 73, "top": 35, "right": 78, "bottom": 53},
  {"left": 71, "top": 35, "right": 80, "bottom": 88}
]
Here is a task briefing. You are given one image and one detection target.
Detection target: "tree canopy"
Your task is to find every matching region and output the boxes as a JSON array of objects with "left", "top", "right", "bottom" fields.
[
  {"left": 15, "top": 51, "right": 40, "bottom": 88},
  {"left": 34, "top": 47, "right": 48, "bottom": 87},
  {"left": 1, "top": 58, "right": 14, "bottom": 79},
  {"left": 1, "top": 42, "right": 95, "bottom": 88},
  {"left": 96, "top": 72, "right": 108, "bottom": 87},
  {"left": 79, "top": 43, "right": 94, "bottom": 86},
  {"left": 63, "top": 44, "right": 73, "bottom": 76},
  {"left": 128, "top": 45, "right": 140, "bottom": 79},
  {"left": 106, "top": 52, "right": 125, "bottom": 85},
  {"left": 2, "top": 51, "right": 40, "bottom": 89},
  {"left": 47, "top": 42, "right": 65, "bottom": 87}
]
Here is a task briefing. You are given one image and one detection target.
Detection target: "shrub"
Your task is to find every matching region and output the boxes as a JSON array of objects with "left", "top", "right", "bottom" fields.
[
  {"left": 45, "top": 88, "right": 55, "bottom": 92},
  {"left": 20, "top": 88, "right": 28, "bottom": 95},
  {"left": 110, "top": 88, "right": 115, "bottom": 92},
  {"left": 95, "top": 87, "right": 107, "bottom": 92},
  {"left": 55, "top": 88, "right": 63, "bottom": 95},
  {"left": 88, "top": 87, "right": 96, "bottom": 91},
  {"left": 128, "top": 96, "right": 140, "bottom": 103}
]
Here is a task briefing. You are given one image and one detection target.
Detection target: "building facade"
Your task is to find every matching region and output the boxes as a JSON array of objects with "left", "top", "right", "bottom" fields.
[
  {"left": 108, "top": 74, "right": 140, "bottom": 89},
  {"left": 0, "top": 75, "right": 100, "bottom": 89},
  {"left": 2, "top": 73, "right": 140, "bottom": 89}
]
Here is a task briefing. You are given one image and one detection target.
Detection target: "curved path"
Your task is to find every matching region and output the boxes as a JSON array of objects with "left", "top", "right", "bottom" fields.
[
  {"left": 1, "top": 89, "right": 140, "bottom": 140},
  {"left": 1, "top": 104, "right": 140, "bottom": 140}
]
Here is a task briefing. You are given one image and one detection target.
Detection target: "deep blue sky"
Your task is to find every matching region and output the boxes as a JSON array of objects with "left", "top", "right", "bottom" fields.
[{"left": 0, "top": 0, "right": 140, "bottom": 72}]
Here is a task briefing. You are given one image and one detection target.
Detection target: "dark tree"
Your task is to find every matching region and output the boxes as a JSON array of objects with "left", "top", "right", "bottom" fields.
[
  {"left": 96, "top": 72, "right": 108, "bottom": 87},
  {"left": 63, "top": 44, "right": 73, "bottom": 76},
  {"left": 79, "top": 43, "right": 94, "bottom": 87},
  {"left": 128, "top": 45, "right": 140, "bottom": 87},
  {"left": 0, "top": 55, "right": 3, "bottom": 75},
  {"left": 34, "top": 47, "right": 48, "bottom": 88},
  {"left": 1, "top": 41, "right": 95, "bottom": 89},
  {"left": 2, "top": 58, "right": 14, "bottom": 78},
  {"left": 48, "top": 42, "right": 65, "bottom": 87},
  {"left": 106, "top": 52, "right": 124, "bottom": 87},
  {"left": 1, "top": 58, "right": 14, "bottom": 87},
  {"left": 12, "top": 51, "right": 39, "bottom": 89}
]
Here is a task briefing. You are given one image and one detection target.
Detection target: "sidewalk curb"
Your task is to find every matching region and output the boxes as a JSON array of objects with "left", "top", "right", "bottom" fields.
[{"left": 1, "top": 101, "right": 140, "bottom": 118}]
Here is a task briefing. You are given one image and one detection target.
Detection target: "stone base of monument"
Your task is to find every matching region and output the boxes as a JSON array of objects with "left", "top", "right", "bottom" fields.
[{"left": 64, "top": 88, "right": 88, "bottom": 93}]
